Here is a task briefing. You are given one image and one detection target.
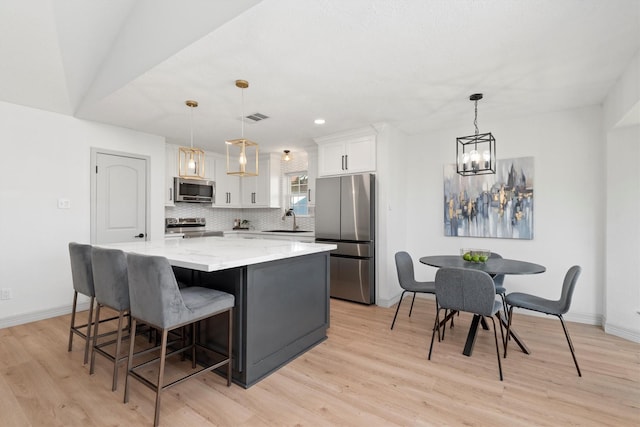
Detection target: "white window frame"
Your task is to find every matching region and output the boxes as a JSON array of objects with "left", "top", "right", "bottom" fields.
[{"left": 285, "top": 171, "right": 309, "bottom": 216}]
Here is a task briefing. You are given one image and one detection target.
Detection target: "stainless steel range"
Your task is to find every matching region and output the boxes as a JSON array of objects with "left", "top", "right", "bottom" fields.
[{"left": 165, "top": 217, "right": 223, "bottom": 238}]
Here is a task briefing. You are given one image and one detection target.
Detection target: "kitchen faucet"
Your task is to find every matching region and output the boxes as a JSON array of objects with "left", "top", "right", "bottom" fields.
[{"left": 282, "top": 208, "right": 298, "bottom": 230}]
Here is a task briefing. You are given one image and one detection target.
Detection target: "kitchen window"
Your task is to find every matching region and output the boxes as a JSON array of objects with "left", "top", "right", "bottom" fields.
[{"left": 286, "top": 172, "right": 309, "bottom": 216}]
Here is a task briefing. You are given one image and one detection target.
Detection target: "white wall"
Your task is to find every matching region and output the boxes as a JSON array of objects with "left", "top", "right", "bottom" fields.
[
  {"left": 399, "top": 106, "right": 606, "bottom": 325},
  {"left": 374, "top": 123, "right": 409, "bottom": 306},
  {"left": 0, "top": 101, "right": 165, "bottom": 327},
  {"left": 604, "top": 50, "right": 639, "bottom": 130},
  {"left": 601, "top": 49, "right": 640, "bottom": 342},
  {"left": 605, "top": 125, "right": 640, "bottom": 340}
]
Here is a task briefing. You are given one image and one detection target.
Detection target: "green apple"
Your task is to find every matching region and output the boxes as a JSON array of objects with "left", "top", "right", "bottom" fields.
[
  {"left": 463, "top": 253, "right": 472, "bottom": 261},
  {"left": 472, "top": 255, "right": 480, "bottom": 263}
]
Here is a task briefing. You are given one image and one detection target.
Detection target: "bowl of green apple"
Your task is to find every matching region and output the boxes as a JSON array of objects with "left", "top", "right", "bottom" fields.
[{"left": 460, "top": 249, "right": 491, "bottom": 263}]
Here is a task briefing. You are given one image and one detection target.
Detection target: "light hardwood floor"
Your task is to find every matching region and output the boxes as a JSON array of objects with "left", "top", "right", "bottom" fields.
[{"left": 0, "top": 297, "right": 638, "bottom": 426}]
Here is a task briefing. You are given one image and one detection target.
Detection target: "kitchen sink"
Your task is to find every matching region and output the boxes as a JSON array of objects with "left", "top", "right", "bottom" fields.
[{"left": 262, "top": 230, "right": 310, "bottom": 233}]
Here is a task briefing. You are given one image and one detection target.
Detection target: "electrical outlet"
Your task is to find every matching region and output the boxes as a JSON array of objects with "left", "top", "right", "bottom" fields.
[
  {"left": 57, "top": 198, "right": 71, "bottom": 209},
  {"left": 0, "top": 288, "right": 11, "bottom": 300}
]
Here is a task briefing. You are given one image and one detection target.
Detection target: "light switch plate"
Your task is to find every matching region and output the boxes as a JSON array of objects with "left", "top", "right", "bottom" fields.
[{"left": 58, "top": 198, "right": 71, "bottom": 209}]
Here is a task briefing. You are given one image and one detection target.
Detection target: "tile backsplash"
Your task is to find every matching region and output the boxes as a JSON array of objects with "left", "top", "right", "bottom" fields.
[{"left": 165, "top": 205, "right": 315, "bottom": 232}]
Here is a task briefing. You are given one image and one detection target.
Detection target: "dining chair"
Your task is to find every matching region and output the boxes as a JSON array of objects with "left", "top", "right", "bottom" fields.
[
  {"left": 505, "top": 265, "right": 582, "bottom": 376},
  {"left": 428, "top": 267, "right": 505, "bottom": 380},
  {"left": 390, "top": 251, "right": 436, "bottom": 330},
  {"left": 124, "top": 253, "right": 234, "bottom": 427},
  {"left": 490, "top": 252, "right": 508, "bottom": 316}
]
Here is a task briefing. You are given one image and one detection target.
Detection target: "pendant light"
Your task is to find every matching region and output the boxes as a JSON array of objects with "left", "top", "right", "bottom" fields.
[
  {"left": 456, "top": 93, "right": 496, "bottom": 176},
  {"left": 178, "top": 100, "right": 206, "bottom": 179},
  {"left": 226, "top": 79, "right": 258, "bottom": 177},
  {"left": 282, "top": 150, "right": 292, "bottom": 162}
]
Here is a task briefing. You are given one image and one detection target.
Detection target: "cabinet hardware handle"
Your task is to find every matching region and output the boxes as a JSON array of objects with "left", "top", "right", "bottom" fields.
[
  {"left": 345, "top": 154, "right": 348, "bottom": 170},
  {"left": 134, "top": 233, "right": 145, "bottom": 238},
  {"left": 169, "top": 188, "right": 172, "bottom": 201},
  {"left": 341, "top": 155, "right": 345, "bottom": 170},
  {"left": 308, "top": 189, "right": 311, "bottom": 203}
]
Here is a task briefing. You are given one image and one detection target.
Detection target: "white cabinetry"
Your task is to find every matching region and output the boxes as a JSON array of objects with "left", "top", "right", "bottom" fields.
[
  {"left": 315, "top": 127, "right": 376, "bottom": 176},
  {"left": 306, "top": 148, "right": 318, "bottom": 206},
  {"left": 241, "top": 153, "right": 281, "bottom": 208},
  {"left": 213, "top": 154, "right": 241, "bottom": 208},
  {"left": 203, "top": 154, "right": 215, "bottom": 181},
  {"left": 165, "top": 145, "right": 178, "bottom": 206}
]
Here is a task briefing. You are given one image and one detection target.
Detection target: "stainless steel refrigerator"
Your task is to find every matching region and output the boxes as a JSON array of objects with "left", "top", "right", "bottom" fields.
[{"left": 315, "top": 173, "right": 375, "bottom": 304}]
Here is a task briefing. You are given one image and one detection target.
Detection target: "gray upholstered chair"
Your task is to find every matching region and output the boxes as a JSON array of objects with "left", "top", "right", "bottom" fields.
[
  {"left": 390, "top": 251, "right": 436, "bottom": 330},
  {"left": 489, "top": 252, "right": 508, "bottom": 317},
  {"left": 428, "top": 267, "right": 505, "bottom": 380},
  {"left": 68, "top": 242, "right": 95, "bottom": 364},
  {"left": 89, "top": 247, "right": 133, "bottom": 391},
  {"left": 505, "top": 265, "right": 582, "bottom": 376},
  {"left": 124, "top": 253, "right": 234, "bottom": 427}
]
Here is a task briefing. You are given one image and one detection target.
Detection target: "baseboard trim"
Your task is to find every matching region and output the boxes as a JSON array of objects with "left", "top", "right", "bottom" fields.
[
  {"left": 377, "top": 292, "right": 435, "bottom": 309},
  {"left": 0, "top": 301, "right": 90, "bottom": 330},
  {"left": 603, "top": 323, "right": 640, "bottom": 343}
]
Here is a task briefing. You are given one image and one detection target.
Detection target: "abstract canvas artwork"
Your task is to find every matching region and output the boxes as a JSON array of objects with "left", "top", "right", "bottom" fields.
[{"left": 443, "top": 157, "right": 534, "bottom": 239}]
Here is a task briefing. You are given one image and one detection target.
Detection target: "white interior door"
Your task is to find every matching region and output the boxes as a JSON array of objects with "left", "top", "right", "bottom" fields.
[{"left": 94, "top": 152, "right": 147, "bottom": 244}]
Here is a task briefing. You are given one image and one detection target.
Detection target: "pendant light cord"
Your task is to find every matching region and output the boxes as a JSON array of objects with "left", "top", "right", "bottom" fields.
[
  {"left": 474, "top": 100, "right": 479, "bottom": 136},
  {"left": 241, "top": 88, "right": 245, "bottom": 138},
  {"left": 189, "top": 105, "right": 194, "bottom": 148}
]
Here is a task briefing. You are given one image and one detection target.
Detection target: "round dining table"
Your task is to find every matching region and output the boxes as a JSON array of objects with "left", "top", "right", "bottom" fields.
[{"left": 419, "top": 255, "right": 546, "bottom": 357}]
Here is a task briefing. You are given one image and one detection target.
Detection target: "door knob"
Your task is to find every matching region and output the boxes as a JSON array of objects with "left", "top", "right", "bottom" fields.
[{"left": 134, "top": 233, "right": 145, "bottom": 238}]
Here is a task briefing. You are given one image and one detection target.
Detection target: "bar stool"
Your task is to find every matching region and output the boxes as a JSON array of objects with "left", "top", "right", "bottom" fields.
[
  {"left": 124, "top": 253, "right": 234, "bottom": 427},
  {"left": 89, "top": 247, "right": 134, "bottom": 391},
  {"left": 68, "top": 242, "right": 118, "bottom": 364}
]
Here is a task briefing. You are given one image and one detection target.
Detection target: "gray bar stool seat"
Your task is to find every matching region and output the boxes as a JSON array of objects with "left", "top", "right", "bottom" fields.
[{"left": 124, "top": 253, "right": 234, "bottom": 427}]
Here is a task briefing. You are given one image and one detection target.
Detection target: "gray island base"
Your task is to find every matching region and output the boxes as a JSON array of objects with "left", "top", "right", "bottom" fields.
[
  {"left": 99, "top": 237, "right": 335, "bottom": 388},
  {"left": 175, "top": 252, "right": 330, "bottom": 388}
]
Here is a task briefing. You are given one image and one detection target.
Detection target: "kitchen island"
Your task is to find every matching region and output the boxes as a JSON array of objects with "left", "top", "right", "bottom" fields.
[{"left": 100, "top": 237, "right": 336, "bottom": 388}]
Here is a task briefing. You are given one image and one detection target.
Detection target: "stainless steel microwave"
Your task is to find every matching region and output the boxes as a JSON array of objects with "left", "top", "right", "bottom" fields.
[{"left": 174, "top": 177, "right": 215, "bottom": 203}]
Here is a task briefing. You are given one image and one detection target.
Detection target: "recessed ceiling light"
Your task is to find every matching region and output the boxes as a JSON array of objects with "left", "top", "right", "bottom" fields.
[{"left": 314, "top": 118, "right": 326, "bottom": 125}]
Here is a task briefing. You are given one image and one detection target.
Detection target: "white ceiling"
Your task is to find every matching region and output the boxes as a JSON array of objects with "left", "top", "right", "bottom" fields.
[{"left": 1, "top": 0, "right": 638, "bottom": 155}]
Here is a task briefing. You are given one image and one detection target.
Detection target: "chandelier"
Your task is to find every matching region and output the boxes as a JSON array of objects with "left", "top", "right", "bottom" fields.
[
  {"left": 226, "top": 80, "right": 259, "bottom": 177},
  {"left": 456, "top": 93, "right": 496, "bottom": 176},
  {"left": 178, "top": 100, "right": 205, "bottom": 179}
]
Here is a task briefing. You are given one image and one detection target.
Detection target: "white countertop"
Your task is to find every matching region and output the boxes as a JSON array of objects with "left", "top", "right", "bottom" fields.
[
  {"left": 100, "top": 236, "right": 335, "bottom": 272},
  {"left": 224, "top": 230, "right": 315, "bottom": 237}
]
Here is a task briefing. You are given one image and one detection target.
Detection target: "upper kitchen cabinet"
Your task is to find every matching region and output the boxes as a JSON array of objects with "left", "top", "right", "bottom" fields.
[
  {"left": 315, "top": 127, "right": 376, "bottom": 176},
  {"left": 165, "top": 144, "right": 178, "bottom": 206},
  {"left": 213, "top": 154, "right": 241, "bottom": 208},
  {"left": 306, "top": 148, "right": 318, "bottom": 207},
  {"left": 241, "top": 153, "right": 281, "bottom": 208}
]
